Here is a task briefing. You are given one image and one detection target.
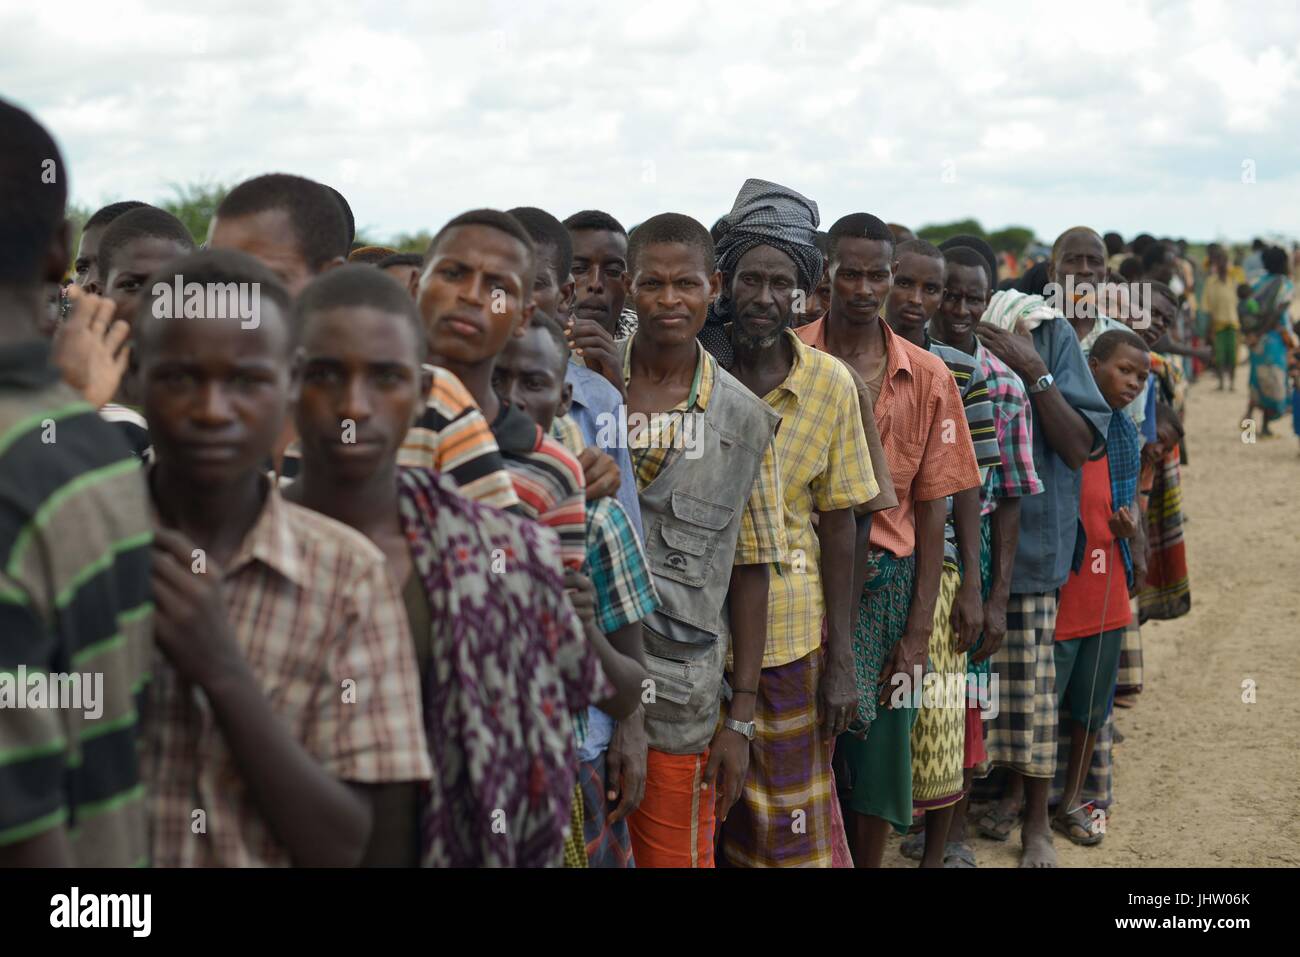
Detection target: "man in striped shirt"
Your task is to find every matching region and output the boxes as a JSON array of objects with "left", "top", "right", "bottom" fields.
[
  {"left": 415, "top": 209, "right": 586, "bottom": 569},
  {"left": 0, "top": 99, "right": 154, "bottom": 867}
]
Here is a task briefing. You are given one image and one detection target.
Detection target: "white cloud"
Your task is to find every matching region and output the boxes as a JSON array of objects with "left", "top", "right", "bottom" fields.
[{"left": 4, "top": 0, "right": 1300, "bottom": 243}]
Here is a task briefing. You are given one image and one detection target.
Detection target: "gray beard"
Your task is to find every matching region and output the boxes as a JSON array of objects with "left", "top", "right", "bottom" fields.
[{"left": 734, "top": 328, "right": 784, "bottom": 351}]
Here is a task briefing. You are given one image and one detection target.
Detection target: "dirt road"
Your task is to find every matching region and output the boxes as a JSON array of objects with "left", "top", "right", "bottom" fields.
[{"left": 890, "top": 375, "right": 1300, "bottom": 867}]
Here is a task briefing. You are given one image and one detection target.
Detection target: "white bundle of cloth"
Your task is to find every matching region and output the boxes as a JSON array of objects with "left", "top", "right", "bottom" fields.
[{"left": 979, "top": 288, "right": 1060, "bottom": 333}]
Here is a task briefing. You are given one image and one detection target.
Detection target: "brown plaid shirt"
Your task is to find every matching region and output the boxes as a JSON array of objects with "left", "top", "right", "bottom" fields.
[{"left": 140, "top": 480, "right": 431, "bottom": 867}]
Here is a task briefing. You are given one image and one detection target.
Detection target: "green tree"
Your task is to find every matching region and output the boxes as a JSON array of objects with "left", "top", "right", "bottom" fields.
[
  {"left": 916, "top": 218, "right": 985, "bottom": 245},
  {"left": 158, "top": 181, "right": 230, "bottom": 242},
  {"left": 986, "top": 226, "right": 1036, "bottom": 254},
  {"left": 390, "top": 230, "right": 434, "bottom": 254}
]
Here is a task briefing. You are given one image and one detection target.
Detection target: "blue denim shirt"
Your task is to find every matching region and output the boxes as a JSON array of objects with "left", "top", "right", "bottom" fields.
[
  {"left": 565, "top": 360, "right": 645, "bottom": 543},
  {"left": 1012, "top": 319, "right": 1112, "bottom": 595}
]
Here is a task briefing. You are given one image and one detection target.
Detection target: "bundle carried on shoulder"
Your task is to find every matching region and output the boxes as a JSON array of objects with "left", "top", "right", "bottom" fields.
[{"left": 980, "top": 288, "right": 1060, "bottom": 333}]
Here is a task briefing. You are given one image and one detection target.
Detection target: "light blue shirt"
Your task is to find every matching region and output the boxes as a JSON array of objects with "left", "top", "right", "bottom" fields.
[
  {"left": 565, "top": 360, "right": 644, "bottom": 542},
  {"left": 1012, "top": 319, "right": 1113, "bottom": 594}
]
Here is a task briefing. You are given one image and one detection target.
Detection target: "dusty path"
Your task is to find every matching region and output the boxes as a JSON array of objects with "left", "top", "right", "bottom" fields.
[{"left": 887, "top": 374, "right": 1300, "bottom": 867}]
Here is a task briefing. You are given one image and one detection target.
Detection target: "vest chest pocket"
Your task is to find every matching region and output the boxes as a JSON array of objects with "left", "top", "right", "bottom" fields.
[{"left": 651, "top": 490, "right": 736, "bottom": 587}]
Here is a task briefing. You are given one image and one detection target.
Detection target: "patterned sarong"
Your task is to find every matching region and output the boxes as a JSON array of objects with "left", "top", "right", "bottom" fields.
[
  {"left": 579, "top": 754, "right": 635, "bottom": 868},
  {"left": 1139, "top": 449, "right": 1190, "bottom": 622},
  {"left": 911, "top": 568, "right": 966, "bottom": 809},
  {"left": 563, "top": 785, "right": 588, "bottom": 868},
  {"left": 980, "top": 592, "right": 1059, "bottom": 779},
  {"left": 849, "top": 549, "right": 916, "bottom": 734},
  {"left": 967, "top": 515, "right": 994, "bottom": 681},
  {"left": 719, "top": 649, "right": 836, "bottom": 867},
  {"left": 1115, "top": 598, "right": 1143, "bottom": 695}
]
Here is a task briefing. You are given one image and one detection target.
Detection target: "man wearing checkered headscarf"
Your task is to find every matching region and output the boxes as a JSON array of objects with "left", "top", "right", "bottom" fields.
[{"left": 699, "top": 178, "right": 823, "bottom": 365}]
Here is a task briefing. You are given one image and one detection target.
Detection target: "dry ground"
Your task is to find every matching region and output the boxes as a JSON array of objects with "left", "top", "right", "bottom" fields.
[{"left": 886, "top": 374, "right": 1300, "bottom": 867}]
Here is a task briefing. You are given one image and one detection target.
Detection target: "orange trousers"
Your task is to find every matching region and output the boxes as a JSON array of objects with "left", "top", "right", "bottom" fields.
[{"left": 627, "top": 748, "right": 716, "bottom": 868}]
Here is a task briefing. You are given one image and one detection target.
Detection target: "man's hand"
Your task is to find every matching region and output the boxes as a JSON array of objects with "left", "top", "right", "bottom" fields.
[
  {"left": 975, "top": 324, "right": 1048, "bottom": 383},
  {"left": 1108, "top": 507, "right": 1138, "bottom": 541},
  {"left": 1129, "top": 558, "right": 1148, "bottom": 598},
  {"left": 974, "top": 595, "right": 1007, "bottom": 664},
  {"left": 564, "top": 568, "right": 598, "bottom": 631},
  {"left": 565, "top": 317, "right": 623, "bottom": 394},
  {"left": 53, "top": 285, "right": 130, "bottom": 407},
  {"left": 605, "top": 709, "right": 647, "bottom": 823},
  {"left": 818, "top": 649, "right": 857, "bottom": 737},
  {"left": 878, "top": 628, "right": 929, "bottom": 708},
  {"left": 952, "top": 580, "right": 983, "bottom": 653},
  {"left": 577, "top": 447, "right": 620, "bottom": 501},
  {"left": 701, "top": 725, "right": 749, "bottom": 822},
  {"left": 150, "top": 528, "right": 242, "bottom": 688}
]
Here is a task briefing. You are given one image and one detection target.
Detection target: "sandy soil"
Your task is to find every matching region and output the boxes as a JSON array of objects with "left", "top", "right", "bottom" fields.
[{"left": 886, "top": 375, "right": 1300, "bottom": 867}]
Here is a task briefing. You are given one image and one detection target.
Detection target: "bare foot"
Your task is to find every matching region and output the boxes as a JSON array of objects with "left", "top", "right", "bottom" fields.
[{"left": 1019, "top": 826, "right": 1057, "bottom": 868}]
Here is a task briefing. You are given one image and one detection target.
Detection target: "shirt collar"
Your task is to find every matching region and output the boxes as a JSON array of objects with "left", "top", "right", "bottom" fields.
[
  {"left": 147, "top": 469, "right": 305, "bottom": 587},
  {"left": 878, "top": 318, "right": 914, "bottom": 380},
  {"left": 565, "top": 360, "right": 609, "bottom": 413},
  {"left": 798, "top": 315, "right": 912, "bottom": 381},
  {"left": 0, "top": 340, "right": 60, "bottom": 390},
  {"left": 623, "top": 337, "right": 712, "bottom": 411},
  {"left": 771, "top": 328, "right": 814, "bottom": 401}
]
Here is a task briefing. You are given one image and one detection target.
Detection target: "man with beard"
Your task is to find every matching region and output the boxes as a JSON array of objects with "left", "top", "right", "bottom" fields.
[{"left": 709, "top": 180, "right": 879, "bottom": 866}]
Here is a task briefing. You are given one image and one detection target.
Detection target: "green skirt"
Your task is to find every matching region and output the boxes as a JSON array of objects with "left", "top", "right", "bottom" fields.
[{"left": 848, "top": 548, "right": 916, "bottom": 734}]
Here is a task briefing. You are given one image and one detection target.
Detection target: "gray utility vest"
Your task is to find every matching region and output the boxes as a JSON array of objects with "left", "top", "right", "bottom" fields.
[{"left": 618, "top": 340, "right": 780, "bottom": 755}]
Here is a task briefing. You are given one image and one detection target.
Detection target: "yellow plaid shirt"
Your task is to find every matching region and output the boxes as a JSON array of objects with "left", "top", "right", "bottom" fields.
[
  {"left": 624, "top": 339, "right": 785, "bottom": 567},
  {"left": 761, "top": 332, "right": 879, "bottom": 667}
]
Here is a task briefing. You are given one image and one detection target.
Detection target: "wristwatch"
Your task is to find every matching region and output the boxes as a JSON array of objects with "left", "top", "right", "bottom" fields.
[
  {"left": 724, "top": 716, "right": 756, "bottom": 741},
  {"left": 1027, "top": 371, "right": 1055, "bottom": 394}
]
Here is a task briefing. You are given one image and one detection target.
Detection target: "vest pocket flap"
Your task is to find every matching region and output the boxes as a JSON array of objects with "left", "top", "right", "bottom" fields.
[
  {"left": 643, "top": 607, "right": 719, "bottom": 646},
  {"left": 660, "top": 523, "right": 710, "bottom": 556},
  {"left": 670, "top": 489, "right": 735, "bottom": 530},
  {"left": 642, "top": 654, "right": 693, "bottom": 706}
]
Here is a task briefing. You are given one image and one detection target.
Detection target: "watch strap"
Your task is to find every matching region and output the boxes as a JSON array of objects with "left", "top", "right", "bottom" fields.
[{"left": 724, "top": 717, "right": 756, "bottom": 740}]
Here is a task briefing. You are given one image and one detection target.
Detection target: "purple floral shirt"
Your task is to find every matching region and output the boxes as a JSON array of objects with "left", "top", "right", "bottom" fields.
[{"left": 397, "top": 467, "right": 612, "bottom": 867}]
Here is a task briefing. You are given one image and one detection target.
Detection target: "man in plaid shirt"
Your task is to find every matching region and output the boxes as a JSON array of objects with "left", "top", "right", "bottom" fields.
[{"left": 135, "top": 251, "right": 432, "bottom": 867}]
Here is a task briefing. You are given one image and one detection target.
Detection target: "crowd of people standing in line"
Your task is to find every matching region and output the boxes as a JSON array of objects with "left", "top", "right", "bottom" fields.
[{"left": 10, "top": 94, "right": 1268, "bottom": 870}]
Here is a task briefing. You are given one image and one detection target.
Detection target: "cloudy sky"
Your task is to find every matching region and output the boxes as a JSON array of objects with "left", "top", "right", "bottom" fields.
[{"left": 5, "top": 0, "right": 1300, "bottom": 245}]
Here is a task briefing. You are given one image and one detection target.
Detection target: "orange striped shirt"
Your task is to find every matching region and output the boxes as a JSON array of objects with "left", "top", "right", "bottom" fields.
[{"left": 397, "top": 366, "right": 520, "bottom": 511}]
